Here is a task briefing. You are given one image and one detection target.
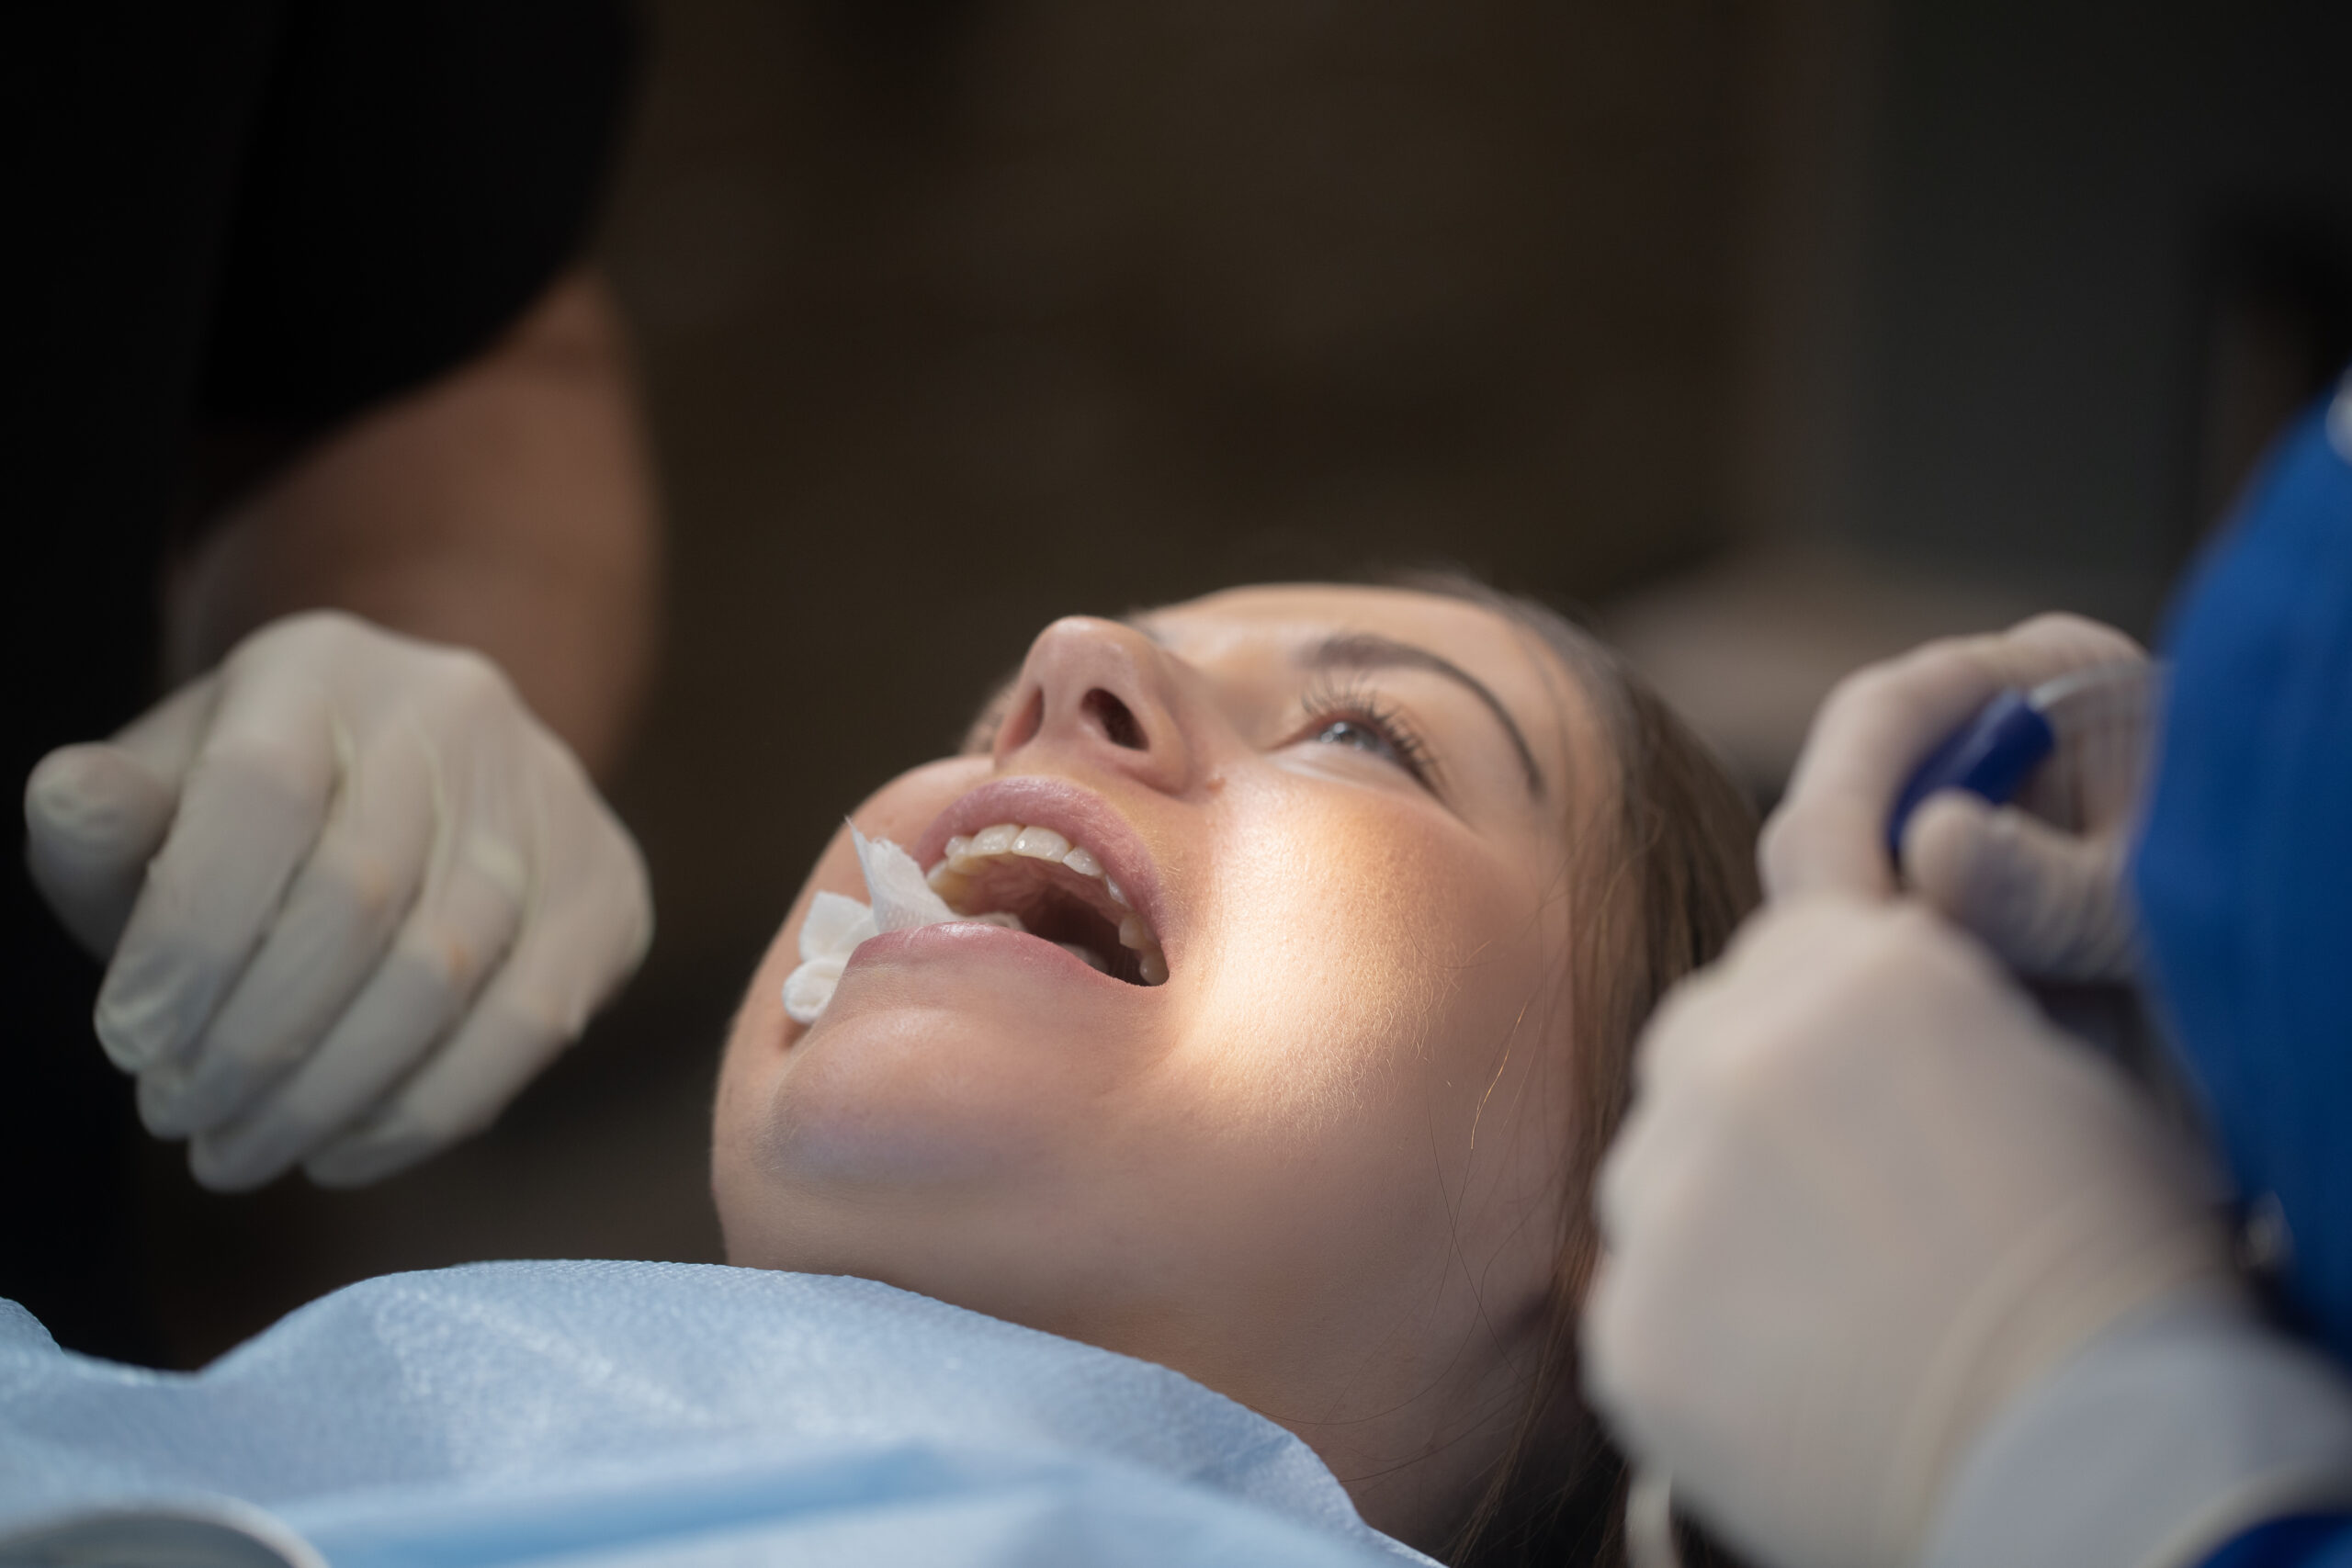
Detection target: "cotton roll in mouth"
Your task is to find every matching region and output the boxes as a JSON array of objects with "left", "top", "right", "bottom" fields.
[
  {"left": 782, "top": 823, "right": 1169, "bottom": 1024},
  {"left": 781, "top": 828, "right": 1034, "bottom": 1024}
]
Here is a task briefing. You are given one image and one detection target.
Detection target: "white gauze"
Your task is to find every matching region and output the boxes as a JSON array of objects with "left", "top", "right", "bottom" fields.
[{"left": 780, "top": 827, "right": 1023, "bottom": 1024}]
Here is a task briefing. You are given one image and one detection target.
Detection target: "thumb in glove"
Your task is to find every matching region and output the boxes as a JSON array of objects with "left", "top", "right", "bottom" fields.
[
  {"left": 1763, "top": 613, "right": 2150, "bottom": 984},
  {"left": 24, "top": 677, "right": 218, "bottom": 966},
  {"left": 1904, "top": 791, "right": 2136, "bottom": 981}
]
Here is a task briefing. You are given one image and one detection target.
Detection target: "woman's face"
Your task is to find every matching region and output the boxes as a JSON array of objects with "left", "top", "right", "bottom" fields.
[{"left": 713, "top": 584, "right": 1601, "bottom": 1544}]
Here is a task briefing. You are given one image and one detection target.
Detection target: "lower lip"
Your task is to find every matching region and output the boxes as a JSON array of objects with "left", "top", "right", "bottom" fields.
[{"left": 843, "top": 920, "right": 1140, "bottom": 990}]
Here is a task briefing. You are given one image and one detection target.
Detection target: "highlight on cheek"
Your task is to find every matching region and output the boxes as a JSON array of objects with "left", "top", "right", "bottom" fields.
[{"left": 1172, "top": 784, "right": 1529, "bottom": 1134}]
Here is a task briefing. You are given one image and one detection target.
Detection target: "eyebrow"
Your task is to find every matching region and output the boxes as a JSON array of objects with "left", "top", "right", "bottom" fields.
[{"left": 1304, "top": 632, "right": 1545, "bottom": 799}]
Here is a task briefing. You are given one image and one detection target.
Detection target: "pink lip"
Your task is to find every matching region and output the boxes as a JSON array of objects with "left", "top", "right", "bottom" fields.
[
  {"left": 842, "top": 919, "right": 1129, "bottom": 992},
  {"left": 910, "top": 774, "right": 1178, "bottom": 962}
]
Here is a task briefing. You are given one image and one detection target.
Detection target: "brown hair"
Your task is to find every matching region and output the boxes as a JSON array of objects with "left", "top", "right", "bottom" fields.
[{"left": 1398, "top": 574, "right": 1762, "bottom": 1568}]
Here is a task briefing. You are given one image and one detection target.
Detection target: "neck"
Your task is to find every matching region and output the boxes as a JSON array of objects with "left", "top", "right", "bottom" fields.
[
  {"left": 1276, "top": 1349, "right": 1529, "bottom": 1550},
  {"left": 1069, "top": 1287, "right": 1540, "bottom": 1553}
]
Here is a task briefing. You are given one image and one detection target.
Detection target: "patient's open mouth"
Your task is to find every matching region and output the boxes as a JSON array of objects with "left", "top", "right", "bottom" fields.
[{"left": 925, "top": 825, "right": 1168, "bottom": 986}]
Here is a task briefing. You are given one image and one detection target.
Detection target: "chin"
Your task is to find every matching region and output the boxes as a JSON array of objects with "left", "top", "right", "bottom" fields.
[{"left": 712, "top": 974, "right": 1140, "bottom": 1276}]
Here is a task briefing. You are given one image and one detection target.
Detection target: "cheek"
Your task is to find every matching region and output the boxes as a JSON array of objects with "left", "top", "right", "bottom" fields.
[
  {"left": 1176, "top": 778, "right": 1559, "bottom": 1146},
  {"left": 1137, "top": 779, "right": 1573, "bottom": 1309}
]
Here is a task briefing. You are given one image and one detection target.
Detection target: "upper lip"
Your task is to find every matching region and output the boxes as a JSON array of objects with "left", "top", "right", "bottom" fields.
[{"left": 911, "top": 775, "right": 1175, "bottom": 961}]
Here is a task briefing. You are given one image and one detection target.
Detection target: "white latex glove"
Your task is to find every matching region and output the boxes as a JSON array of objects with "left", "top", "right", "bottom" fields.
[
  {"left": 1760, "top": 613, "right": 2150, "bottom": 981},
  {"left": 1584, "top": 896, "right": 2235, "bottom": 1568},
  {"left": 23, "top": 610, "right": 651, "bottom": 1191}
]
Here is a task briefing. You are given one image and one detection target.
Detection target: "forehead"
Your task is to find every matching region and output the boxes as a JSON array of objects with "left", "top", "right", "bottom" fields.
[
  {"left": 1143, "top": 582, "right": 1592, "bottom": 784},
  {"left": 1148, "top": 582, "right": 1527, "bottom": 662}
]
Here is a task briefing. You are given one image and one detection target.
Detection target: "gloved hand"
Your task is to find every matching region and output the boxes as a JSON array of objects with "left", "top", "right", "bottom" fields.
[
  {"left": 1583, "top": 896, "right": 2235, "bottom": 1568},
  {"left": 1760, "top": 613, "right": 2149, "bottom": 981},
  {"left": 24, "top": 610, "right": 651, "bottom": 1191}
]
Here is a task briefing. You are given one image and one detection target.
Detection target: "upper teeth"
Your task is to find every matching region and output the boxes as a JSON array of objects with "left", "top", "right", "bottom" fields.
[{"left": 927, "top": 822, "right": 1166, "bottom": 985}]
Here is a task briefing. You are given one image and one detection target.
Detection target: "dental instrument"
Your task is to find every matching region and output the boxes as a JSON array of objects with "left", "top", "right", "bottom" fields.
[{"left": 1885, "top": 660, "right": 2151, "bottom": 862}]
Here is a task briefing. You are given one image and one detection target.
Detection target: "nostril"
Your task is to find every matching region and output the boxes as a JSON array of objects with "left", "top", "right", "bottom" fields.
[{"left": 1082, "top": 688, "right": 1147, "bottom": 750}]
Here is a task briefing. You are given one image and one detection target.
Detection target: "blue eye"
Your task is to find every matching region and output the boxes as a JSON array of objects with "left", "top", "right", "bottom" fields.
[
  {"left": 1296, "top": 674, "right": 1440, "bottom": 790},
  {"left": 1300, "top": 708, "right": 1437, "bottom": 791},
  {"left": 1313, "top": 718, "right": 1399, "bottom": 761}
]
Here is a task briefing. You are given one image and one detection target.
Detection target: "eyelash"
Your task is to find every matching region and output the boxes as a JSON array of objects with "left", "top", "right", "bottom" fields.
[
  {"left": 1297, "top": 673, "right": 1440, "bottom": 789},
  {"left": 962, "top": 673, "right": 1443, "bottom": 790}
]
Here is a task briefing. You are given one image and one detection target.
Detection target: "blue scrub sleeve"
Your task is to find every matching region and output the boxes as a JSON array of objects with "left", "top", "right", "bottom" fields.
[{"left": 2201, "top": 1516, "right": 2352, "bottom": 1568}]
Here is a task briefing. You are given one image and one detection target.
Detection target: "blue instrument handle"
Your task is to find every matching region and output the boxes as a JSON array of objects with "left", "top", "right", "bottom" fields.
[{"left": 1885, "top": 687, "right": 2057, "bottom": 859}]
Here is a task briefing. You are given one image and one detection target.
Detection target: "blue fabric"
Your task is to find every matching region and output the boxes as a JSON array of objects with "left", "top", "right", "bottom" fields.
[
  {"left": 2199, "top": 1514, "right": 2352, "bottom": 1568},
  {"left": 0, "top": 1260, "right": 1430, "bottom": 1567},
  {"left": 2134, "top": 391, "right": 2352, "bottom": 1362}
]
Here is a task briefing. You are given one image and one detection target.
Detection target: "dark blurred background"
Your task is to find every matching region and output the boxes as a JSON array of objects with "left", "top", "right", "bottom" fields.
[{"left": 132, "top": 0, "right": 2352, "bottom": 1366}]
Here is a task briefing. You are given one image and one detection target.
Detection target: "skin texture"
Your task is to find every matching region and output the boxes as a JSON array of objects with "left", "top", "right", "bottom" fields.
[{"left": 713, "top": 585, "right": 1607, "bottom": 1552}]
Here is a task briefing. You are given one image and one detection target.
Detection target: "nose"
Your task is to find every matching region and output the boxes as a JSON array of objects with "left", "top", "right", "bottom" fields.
[{"left": 996, "top": 617, "right": 1194, "bottom": 794}]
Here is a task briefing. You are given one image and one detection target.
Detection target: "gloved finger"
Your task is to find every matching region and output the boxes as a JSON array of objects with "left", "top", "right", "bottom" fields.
[
  {"left": 1602, "top": 897, "right": 1898, "bottom": 1243},
  {"left": 1903, "top": 790, "right": 2136, "bottom": 982},
  {"left": 1627, "top": 895, "right": 1864, "bottom": 1096},
  {"left": 186, "top": 829, "right": 527, "bottom": 1191},
  {"left": 305, "top": 807, "right": 652, "bottom": 1187},
  {"left": 111, "top": 668, "right": 223, "bottom": 779},
  {"left": 1761, "top": 615, "right": 2143, "bottom": 903},
  {"left": 93, "top": 664, "right": 338, "bottom": 1072},
  {"left": 26, "top": 746, "right": 179, "bottom": 960},
  {"left": 21, "top": 677, "right": 220, "bottom": 959},
  {"left": 1580, "top": 1249, "right": 1667, "bottom": 1456},
  {"left": 2018, "top": 654, "right": 2154, "bottom": 833},
  {"left": 1584, "top": 1157, "right": 1743, "bottom": 1472},
  {"left": 1762, "top": 643, "right": 2015, "bottom": 902},
  {"left": 1600, "top": 959, "right": 1764, "bottom": 1247},
  {"left": 1590, "top": 1055, "right": 1835, "bottom": 1495},
  {"left": 135, "top": 728, "right": 437, "bottom": 1138}
]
